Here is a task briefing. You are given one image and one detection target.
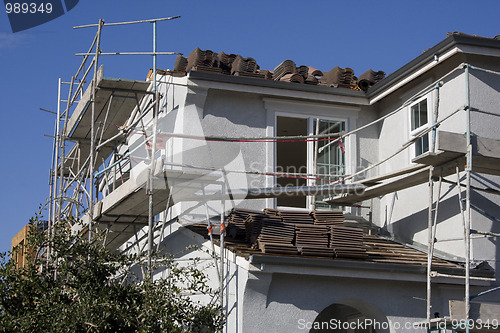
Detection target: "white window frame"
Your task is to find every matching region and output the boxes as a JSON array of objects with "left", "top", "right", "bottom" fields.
[
  {"left": 274, "top": 112, "right": 349, "bottom": 210},
  {"left": 408, "top": 95, "right": 432, "bottom": 161},
  {"left": 263, "top": 98, "right": 359, "bottom": 210}
]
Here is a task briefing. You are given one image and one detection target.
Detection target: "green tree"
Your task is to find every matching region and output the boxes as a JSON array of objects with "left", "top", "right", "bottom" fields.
[{"left": 0, "top": 217, "right": 224, "bottom": 333}]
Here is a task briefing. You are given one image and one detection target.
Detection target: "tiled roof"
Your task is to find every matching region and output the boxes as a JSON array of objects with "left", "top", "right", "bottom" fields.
[
  {"left": 187, "top": 208, "right": 464, "bottom": 269},
  {"left": 172, "top": 47, "right": 386, "bottom": 92}
]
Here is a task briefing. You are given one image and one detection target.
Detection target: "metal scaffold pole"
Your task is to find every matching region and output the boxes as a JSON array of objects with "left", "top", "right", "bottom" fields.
[
  {"left": 88, "top": 19, "right": 104, "bottom": 242},
  {"left": 60, "top": 76, "right": 74, "bottom": 221},
  {"left": 426, "top": 166, "right": 434, "bottom": 325},
  {"left": 147, "top": 19, "right": 159, "bottom": 278},
  {"left": 426, "top": 81, "right": 440, "bottom": 328},
  {"left": 464, "top": 63, "right": 472, "bottom": 333},
  {"left": 48, "top": 78, "right": 62, "bottom": 259},
  {"left": 220, "top": 182, "right": 226, "bottom": 318}
]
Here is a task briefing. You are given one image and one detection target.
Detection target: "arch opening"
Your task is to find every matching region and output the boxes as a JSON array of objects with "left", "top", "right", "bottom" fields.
[{"left": 310, "top": 302, "right": 388, "bottom": 333}]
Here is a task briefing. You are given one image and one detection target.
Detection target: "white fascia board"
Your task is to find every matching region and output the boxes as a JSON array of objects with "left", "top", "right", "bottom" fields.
[
  {"left": 369, "top": 47, "right": 459, "bottom": 105},
  {"left": 249, "top": 261, "right": 429, "bottom": 283},
  {"left": 186, "top": 76, "right": 369, "bottom": 106},
  {"left": 246, "top": 259, "right": 490, "bottom": 286},
  {"left": 456, "top": 43, "right": 500, "bottom": 58}
]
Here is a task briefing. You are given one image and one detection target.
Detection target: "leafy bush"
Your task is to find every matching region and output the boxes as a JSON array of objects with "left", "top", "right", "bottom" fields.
[{"left": 0, "top": 217, "right": 224, "bottom": 332}]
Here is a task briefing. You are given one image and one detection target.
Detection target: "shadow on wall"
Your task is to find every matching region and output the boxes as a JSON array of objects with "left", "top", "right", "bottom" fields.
[
  {"left": 385, "top": 178, "right": 499, "bottom": 268},
  {"left": 202, "top": 90, "right": 267, "bottom": 129},
  {"left": 386, "top": 192, "right": 463, "bottom": 243}
]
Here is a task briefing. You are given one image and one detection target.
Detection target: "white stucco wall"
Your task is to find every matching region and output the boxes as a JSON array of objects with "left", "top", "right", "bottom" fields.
[{"left": 373, "top": 54, "right": 500, "bottom": 280}]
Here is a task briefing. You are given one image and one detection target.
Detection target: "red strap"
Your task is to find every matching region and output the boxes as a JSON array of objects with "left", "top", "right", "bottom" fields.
[{"left": 339, "top": 140, "right": 346, "bottom": 154}]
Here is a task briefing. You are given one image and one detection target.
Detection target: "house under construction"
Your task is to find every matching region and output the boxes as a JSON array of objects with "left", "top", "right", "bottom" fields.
[{"left": 43, "top": 18, "right": 500, "bottom": 333}]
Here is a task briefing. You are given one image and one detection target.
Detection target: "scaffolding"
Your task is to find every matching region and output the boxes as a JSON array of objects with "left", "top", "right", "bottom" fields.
[{"left": 46, "top": 22, "right": 500, "bottom": 332}]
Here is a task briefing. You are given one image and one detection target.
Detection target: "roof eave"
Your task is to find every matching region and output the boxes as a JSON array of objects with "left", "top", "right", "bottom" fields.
[
  {"left": 367, "top": 34, "right": 500, "bottom": 102},
  {"left": 187, "top": 70, "right": 367, "bottom": 100},
  {"left": 248, "top": 253, "right": 494, "bottom": 285}
]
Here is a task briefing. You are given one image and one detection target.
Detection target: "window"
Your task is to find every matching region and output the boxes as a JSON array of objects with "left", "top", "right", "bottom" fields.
[
  {"left": 410, "top": 98, "right": 429, "bottom": 157},
  {"left": 313, "top": 119, "right": 345, "bottom": 210},
  {"left": 275, "top": 116, "right": 346, "bottom": 210}
]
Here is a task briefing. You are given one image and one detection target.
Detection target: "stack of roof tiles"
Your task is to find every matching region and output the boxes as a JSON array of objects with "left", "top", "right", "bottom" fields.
[
  {"left": 231, "top": 55, "right": 260, "bottom": 77},
  {"left": 257, "top": 69, "right": 273, "bottom": 80},
  {"left": 330, "top": 226, "right": 367, "bottom": 259},
  {"left": 272, "top": 60, "right": 297, "bottom": 81},
  {"left": 174, "top": 55, "right": 188, "bottom": 72},
  {"left": 357, "top": 69, "right": 386, "bottom": 91},
  {"left": 172, "top": 47, "right": 385, "bottom": 92},
  {"left": 257, "top": 220, "right": 297, "bottom": 255},
  {"left": 312, "top": 210, "right": 344, "bottom": 225},
  {"left": 218, "top": 51, "right": 238, "bottom": 74},
  {"left": 323, "top": 66, "right": 356, "bottom": 88},
  {"left": 275, "top": 209, "right": 315, "bottom": 224},
  {"left": 226, "top": 208, "right": 261, "bottom": 239},
  {"left": 185, "top": 47, "right": 221, "bottom": 73},
  {"left": 295, "top": 224, "right": 334, "bottom": 257},
  {"left": 226, "top": 208, "right": 367, "bottom": 259},
  {"left": 244, "top": 213, "right": 282, "bottom": 246}
]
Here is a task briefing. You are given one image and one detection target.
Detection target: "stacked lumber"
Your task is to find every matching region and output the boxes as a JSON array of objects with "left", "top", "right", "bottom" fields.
[{"left": 330, "top": 226, "right": 367, "bottom": 259}]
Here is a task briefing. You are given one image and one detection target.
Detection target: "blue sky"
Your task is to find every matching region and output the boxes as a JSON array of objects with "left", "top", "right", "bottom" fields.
[{"left": 1, "top": 0, "right": 500, "bottom": 254}]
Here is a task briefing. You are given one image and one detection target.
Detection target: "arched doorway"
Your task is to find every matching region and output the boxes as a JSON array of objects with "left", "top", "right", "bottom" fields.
[{"left": 310, "top": 301, "right": 388, "bottom": 333}]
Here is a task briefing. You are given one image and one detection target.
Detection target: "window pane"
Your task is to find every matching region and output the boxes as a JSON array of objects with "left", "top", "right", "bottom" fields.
[
  {"left": 415, "top": 133, "right": 429, "bottom": 156},
  {"left": 313, "top": 119, "right": 345, "bottom": 210},
  {"left": 411, "top": 99, "right": 428, "bottom": 130},
  {"left": 420, "top": 101, "right": 428, "bottom": 125},
  {"left": 411, "top": 99, "right": 429, "bottom": 156},
  {"left": 411, "top": 104, "right": 418, "bottom": 130}
]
